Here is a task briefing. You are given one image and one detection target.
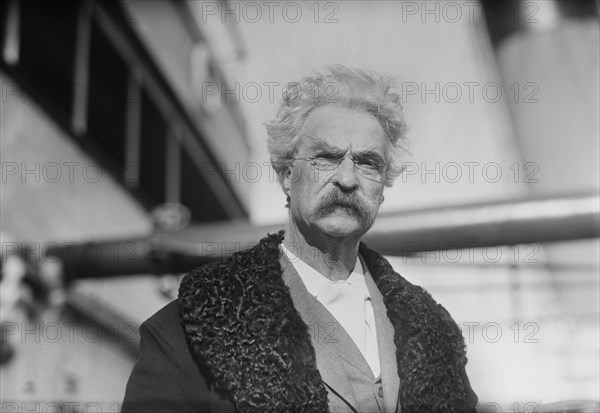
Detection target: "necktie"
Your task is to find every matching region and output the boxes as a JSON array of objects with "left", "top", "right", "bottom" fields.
[
  {"left": 317, "top": 280, "right": 371, "bottom": 369},
  {"left": 363, "top": 296, "right": 380, "bottom": 377}
]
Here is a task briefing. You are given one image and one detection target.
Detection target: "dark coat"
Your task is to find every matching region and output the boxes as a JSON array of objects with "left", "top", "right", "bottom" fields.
[{"left": 122, "top": 231, "right": 477, "bottom": 413}]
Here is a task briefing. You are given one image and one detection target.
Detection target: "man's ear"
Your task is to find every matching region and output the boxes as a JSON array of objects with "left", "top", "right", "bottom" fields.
[
  {"left": 379, "top": 193, "right": 385, "bottom": 206},
  {"left": 282, "top": 167, "right": 292, "bottom": 196},
  {"left": 281, "top": 168, "right": 293, "bottom": 208}
]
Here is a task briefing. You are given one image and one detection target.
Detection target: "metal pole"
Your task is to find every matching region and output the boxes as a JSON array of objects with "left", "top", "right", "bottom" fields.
[{"left": 34, "top": 193, "right": 599, "bottom": 279}]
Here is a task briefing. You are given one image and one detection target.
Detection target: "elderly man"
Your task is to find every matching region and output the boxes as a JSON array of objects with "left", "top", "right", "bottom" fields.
[{"left": 122, "top": 66, "right": 477, "bottom": 413}]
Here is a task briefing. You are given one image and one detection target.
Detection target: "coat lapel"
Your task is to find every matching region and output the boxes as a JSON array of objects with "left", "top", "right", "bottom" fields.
[{"left": 280, "top": 253, "right": 360, "bottom": 411}]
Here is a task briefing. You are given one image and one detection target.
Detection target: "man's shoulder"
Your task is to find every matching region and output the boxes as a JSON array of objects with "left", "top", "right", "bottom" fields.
[
  {"left": 360, "top": 242, "right": 458, "bottom": 324},
  {"left": 179, "top": 231, "right": 285, "bottom": 294},
  {"left": 177, "top": 255, "right": 244, "bottom": 300},
  {"left": 140, "top": 300, "right": 186, "bottom": 348},
  {"left": 144, "top": 300, "right": 180, "bottom": 329},
  {"left": 135, "top": 300, "right": 199, "bottom": 372}
]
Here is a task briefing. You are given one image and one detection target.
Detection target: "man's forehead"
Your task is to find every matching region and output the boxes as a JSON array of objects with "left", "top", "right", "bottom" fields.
[
  {"left": 300, "top": 105, "right": 387, "bottom": 145},
  {"left": 297, "top": 106, "right": 388, "bottom": 152}
]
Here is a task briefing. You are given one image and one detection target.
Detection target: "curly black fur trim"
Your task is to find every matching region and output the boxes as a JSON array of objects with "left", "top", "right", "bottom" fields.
[
  {"left": 179, "top": 231, "right": 475, "bottom": 413},
  {"left": 359, "top": 244, "right": 474, "bottom": 413},
  {"left": 179, "top": 231, "right": 329, "bottom": 413}
]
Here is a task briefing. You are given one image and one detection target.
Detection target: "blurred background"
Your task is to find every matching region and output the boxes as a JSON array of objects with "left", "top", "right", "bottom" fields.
[{"left": 0, "top": 0, "right": 599, "bottom": 411}]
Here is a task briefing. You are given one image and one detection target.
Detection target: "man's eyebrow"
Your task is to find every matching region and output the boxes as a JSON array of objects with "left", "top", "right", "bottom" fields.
[
  {"left": 301, "top": 135, "right": 387, "bottom": 161},
  {"left": 355, "top": 149, "right": 387, "bottom": 161}
]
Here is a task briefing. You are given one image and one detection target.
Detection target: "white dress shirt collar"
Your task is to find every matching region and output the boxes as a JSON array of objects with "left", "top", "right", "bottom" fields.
[
  {"left": 280, "top": 242, "right": 370, "bottom": 300},
  {"left": 280, "top": 242, "right": 380, "bottom": 377}
]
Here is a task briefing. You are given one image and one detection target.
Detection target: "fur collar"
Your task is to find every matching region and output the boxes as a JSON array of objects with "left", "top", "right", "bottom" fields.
[{"left": 179, "top": 231, "right": 473, "bottom": 413}]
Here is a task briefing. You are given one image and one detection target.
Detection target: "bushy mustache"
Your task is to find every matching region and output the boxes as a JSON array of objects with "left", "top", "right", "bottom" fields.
[{"left": 314, "top": 191, "right": 375, "bottom": 227}]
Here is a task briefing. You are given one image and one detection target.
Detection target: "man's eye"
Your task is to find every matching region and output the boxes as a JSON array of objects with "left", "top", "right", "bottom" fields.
[
  {"left": 363, "top": 162, "right": 380, "bottom": 171},
  {"left": 355, "top": 156, "right": 380, "bottom": 169}
]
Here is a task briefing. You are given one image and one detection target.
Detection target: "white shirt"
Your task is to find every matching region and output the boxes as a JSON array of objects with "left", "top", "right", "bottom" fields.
[{"left": 281, "top": 243, "right": 380, "bottom": 377}]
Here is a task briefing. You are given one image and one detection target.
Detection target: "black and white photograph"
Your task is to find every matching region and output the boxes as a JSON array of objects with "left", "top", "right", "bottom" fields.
[{"left": 1, "top": 1, "right": 599, "bottom": 412}]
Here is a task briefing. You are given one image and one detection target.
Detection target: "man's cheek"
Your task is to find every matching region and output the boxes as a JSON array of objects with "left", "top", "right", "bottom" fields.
[{"left": 364, "top": 200, "right": 381, "bottom": 219}]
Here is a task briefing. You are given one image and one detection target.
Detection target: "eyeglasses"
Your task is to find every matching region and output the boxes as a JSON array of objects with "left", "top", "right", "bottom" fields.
[{"left": 292, "top": 153, "right": 387, "bottom": 183}]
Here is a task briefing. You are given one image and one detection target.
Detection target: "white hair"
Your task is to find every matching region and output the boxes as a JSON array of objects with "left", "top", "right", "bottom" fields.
[{"left": 265, "top": 65, "right": 408, "bottom": 186}]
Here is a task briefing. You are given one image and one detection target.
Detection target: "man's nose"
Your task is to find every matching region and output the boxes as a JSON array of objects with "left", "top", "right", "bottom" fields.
[{"left": 332, "top": 157, "right": 359, "bottom": 191}]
